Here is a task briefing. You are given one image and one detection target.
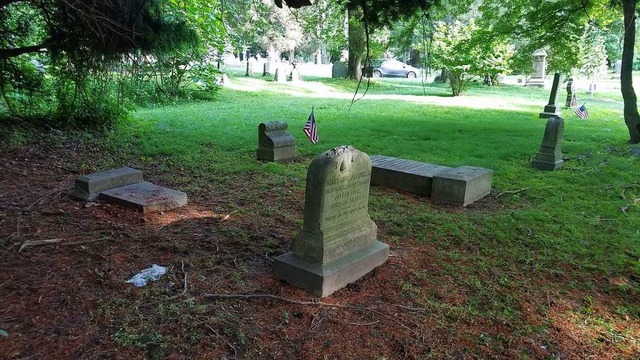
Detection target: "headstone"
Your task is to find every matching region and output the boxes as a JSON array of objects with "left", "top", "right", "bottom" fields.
[
  {"left": 257, "top": 121, "right": 298, "bottom": 162},
  {"left": 539, "top": 72, "right": 563, "bottom": 118},
  {"left": 274, "top": 64, "right": 287, "bottom": 82},
  {"left": 100, "top": 182, "right": 188, "bottom": 213},
  {"left": 273, "top": 146, "right": 389, "bottom": 297},
  {"left": 431, "top": 166, "right": 493, "bottom": 206},
  {"left": 370, "top": 155, "right": 452, "bottom": 196},
  {"left": 262, "top": 62, "right": 271, "bottom": 77},
  {"left": 526, "top": 49, "right": 547, "bottom": 88},
  {"left": 331, "top": 62, "right": 348, "bottom": 78},
  {"left": 564, "top": 77, "right": 576, "bottom": 108},
  {"left": 70, "top": 167, "right": 143, "bottom": 201},
  {"left": 531, "top": 116, "right": 564, "bottom": 170},
  {"left": 614, "top": 60, "right": 622, "bottom": 79}
]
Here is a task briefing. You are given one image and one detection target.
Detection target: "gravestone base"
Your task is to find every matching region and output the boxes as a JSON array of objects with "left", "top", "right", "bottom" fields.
[
  {"left": 539, "top": 105, "right": 561, "bottom": 119},
  {"left": 531, "top": 152, "right": 564, "bottom": 170},
  {"left": 273, "top": 241, "right": 389, "bottom": 298},
  {"left": 526, "top": 78, "right": 545, "bottom": 88},
  {"left": 70, "top": 167, "right": 143, "bottom": 201},
  {"left": 100, "top": 182, "right": 188, "bottom": 213},
  {"left": 432, "top": 166, "right": 493, "bottom": 206},
  {"left": 257, "top": 147, "right": 298, "bottom": 163},
  {"left": 370, "top": 155, "right": 452, "bottom": 196}
]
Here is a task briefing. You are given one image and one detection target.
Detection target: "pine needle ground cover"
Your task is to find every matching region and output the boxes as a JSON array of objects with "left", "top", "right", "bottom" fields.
[{"left": 1, "top": 75, "right": 639, "bottom": 359}]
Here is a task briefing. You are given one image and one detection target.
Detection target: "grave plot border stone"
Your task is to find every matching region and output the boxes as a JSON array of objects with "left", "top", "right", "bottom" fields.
[{"left": 273, "top": 146, "right": 389, "bottom": 297}]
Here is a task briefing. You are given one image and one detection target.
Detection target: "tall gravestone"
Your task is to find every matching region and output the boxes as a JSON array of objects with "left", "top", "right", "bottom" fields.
[
  {"left": 273, "top": 146, "right": 389, "bottom": 297},
  {"left": 531, "top": 116, "right": 564, "bottom": 170},
  {"left": 564, "top": 77, "right": 576, "bottom": 108},
  {"left": 331, "top": 62, "right": 348, "bottom": 78},
  {"left": 539, "top": 72, "right": 563, "bottom": 118},
  {"left": 526, "top": 49, "right": 547, "bottom": 88},
  {"left": 256, "top": 121, "right": 298, "bottom": 162}
]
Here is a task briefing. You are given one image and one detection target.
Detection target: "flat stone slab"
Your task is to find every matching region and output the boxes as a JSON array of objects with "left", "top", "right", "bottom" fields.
[
  {"left": 99, "top": 182, "right": 187, "bottom": 213},
  {"left": 370, "top": 155, "right": 452, "bottom": 196},
  {"left": 70, "top": 167, "right": 143, "bottom": 201},
  {"left": 273, "top": 241, "right": 389, "bottom": 298},
  {"left": 431, "top": 166, "right": 492, "bottom": 206}
]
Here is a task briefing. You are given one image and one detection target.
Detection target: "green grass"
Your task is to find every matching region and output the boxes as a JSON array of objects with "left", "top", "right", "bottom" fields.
[{"left": 101, "top": 74, "right": 640, "bottom": 357}]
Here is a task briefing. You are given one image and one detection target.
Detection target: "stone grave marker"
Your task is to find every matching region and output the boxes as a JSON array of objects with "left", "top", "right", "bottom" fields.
[
  {"left": 257, "top": 121, "right": 298, "bottom": 162},
  {"left": 614, "top": 60, "right": 622, "bottom": 79},
  {"left": 100, "top": 182, "right": 187, "bottom": 213},
  {"left": 531, "top": 116, "right": 564, "bottom": 170},
  {"left": 370, "top": 155, "right": 452, "bottom": 196},
  {"left": 273, "top": 146, "right": 389, "bottom": 297},
  {"left": 431, "top": 166, "right": 493, "bottom": 206},
  {"left": 539, "top": 72, "right": 563, "bottom": 118},
  {"left": 526, "top": 49, "right": 547, "bottom": 88},
  {"left": 70, "top": 167, "right": 142, "bottom": 201},
  {"left": 331, "top": 62, "right": 348, "bottom": 78},
  {"left": 564, "top": 77, "right": 576, "bottom": 108}
]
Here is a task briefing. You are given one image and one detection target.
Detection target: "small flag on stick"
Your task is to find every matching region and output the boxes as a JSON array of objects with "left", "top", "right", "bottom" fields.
[
  {"left": 574, "top": 104, "right": 589, "bottom": 119},
  {"left": 303, "top": 107, "right": 318, "bottom": 144}
]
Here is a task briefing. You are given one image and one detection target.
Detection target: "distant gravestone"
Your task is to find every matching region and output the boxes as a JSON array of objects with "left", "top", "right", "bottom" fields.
[
  {"left": 257, "top": 121, "right": 298, "bottom": 162},
  {"left": 539, "top": 72, "right": 563, "bottom": 118},
  {"left": 274, "top": 64, "right": 287, "bottom": 82},
  {"left": 614, "top": 60, "right": 622, "bottom": 79},
  {"left": 531, "top": 116, "right": 564, "bottom": 170},
  {"left": 331, "top": 62, "right": 348, "bottom": 78},
  {"left": 273, "top": 146, "right": 389, "bottom": 297},
  {"left": 564, "top": 77, "right": 576, "bottom": 108},
  {"left": 526, "top": 49, "right": 547, "bottom": 88},
  {"left": 263, "top": 62, "right": 271, "bottom": 77}
]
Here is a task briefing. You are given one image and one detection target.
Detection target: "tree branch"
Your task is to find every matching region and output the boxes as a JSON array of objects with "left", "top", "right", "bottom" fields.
[
  {"left": 0, "top": 43, "right": 50, "bottom": 59},
  {"left": 0, "top": 0, "right": 23, "bottom": 8}
]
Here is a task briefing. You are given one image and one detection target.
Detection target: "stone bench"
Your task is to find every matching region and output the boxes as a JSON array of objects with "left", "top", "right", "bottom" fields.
[{"left": 370, "top": 155, "right": 492, "bottom": 206}]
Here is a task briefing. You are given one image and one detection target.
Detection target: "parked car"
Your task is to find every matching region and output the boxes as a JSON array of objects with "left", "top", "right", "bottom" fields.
[{"left": 373, "top": 59, "right": 421, "bottom": 78}]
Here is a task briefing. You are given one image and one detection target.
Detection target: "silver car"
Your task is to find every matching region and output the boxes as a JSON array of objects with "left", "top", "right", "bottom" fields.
[{"left": 373, "top": 59, "right": 420, "bottom": 78}]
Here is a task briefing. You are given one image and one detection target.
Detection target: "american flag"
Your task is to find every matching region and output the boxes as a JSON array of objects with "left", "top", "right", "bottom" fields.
[
  {"left": 570, "top": 94, "right": 577, "bottom": 107},
  {"left": 574, "top": 104, "right": 589, "bottom": 119},
  {"left": 303, "top": 107, "right": 318, "bottom": 144}
]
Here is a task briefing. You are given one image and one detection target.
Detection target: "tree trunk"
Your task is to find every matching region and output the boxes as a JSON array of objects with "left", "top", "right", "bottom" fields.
[
  {"left": 347, "top": 5, "right": 364, "bottom": 80},
  {"left": 621, "top": 0, "right": 640, "bottom": 143}
]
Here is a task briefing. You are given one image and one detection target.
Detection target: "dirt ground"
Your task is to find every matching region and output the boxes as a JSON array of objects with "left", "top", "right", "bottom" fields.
[{"left": 1, "top": 136, "right": 639, "bottom": 359}]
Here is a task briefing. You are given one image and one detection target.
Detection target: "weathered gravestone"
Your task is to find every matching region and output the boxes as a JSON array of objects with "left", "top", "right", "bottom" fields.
[
  {"left": 273, "top": 146, "right": 389, "bottom": 297},
  {"left": 564, "top": 77, "right": 576, "bottom": 108},
  {"left": 370, "top": 155, "right": 452, "bottom": 196},
  {"left": 614, "top": 60, "right": 622, "bottom": 79},
  {"left": 531, "top": 116, "right": 564, "bottom": 170},
  {"left": 527, "top": 49, "right": 547, "bottom": 88},
  {"left": 274, "top": 63, "right": 288, "bottom": 82},
  {"left": 331, "top": 62, "right": 348, "bottom": 78},
  {"left": 70, "top": 167, "right": 188, "bottom": 212},
  {"left": 431, "top": 166, "right": 493, "bottom": 206},
  {"left": 539, "top": 72, "right": 563, "bottom": 118},
  {"left": 257, "top": 121, "right": 298, "bottom": 162},
  {"left": 100, "top": 182, "right": 188, "bottom": 213},
  {"left": 70, "top": 167, "right": 143, "bottom": 201}
]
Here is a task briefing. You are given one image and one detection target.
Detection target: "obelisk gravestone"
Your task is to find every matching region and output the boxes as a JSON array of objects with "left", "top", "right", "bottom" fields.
[
  {"left": 531, "top": 116, "right": 564, "bottom": 170},
  {"left": 539, "top": 72, "right": 563, "bottom": 118}
]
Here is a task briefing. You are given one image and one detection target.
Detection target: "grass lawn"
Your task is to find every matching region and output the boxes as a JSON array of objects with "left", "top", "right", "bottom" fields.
[{"left": 1, "top": 74, "right": 639, "bottom": 359}]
